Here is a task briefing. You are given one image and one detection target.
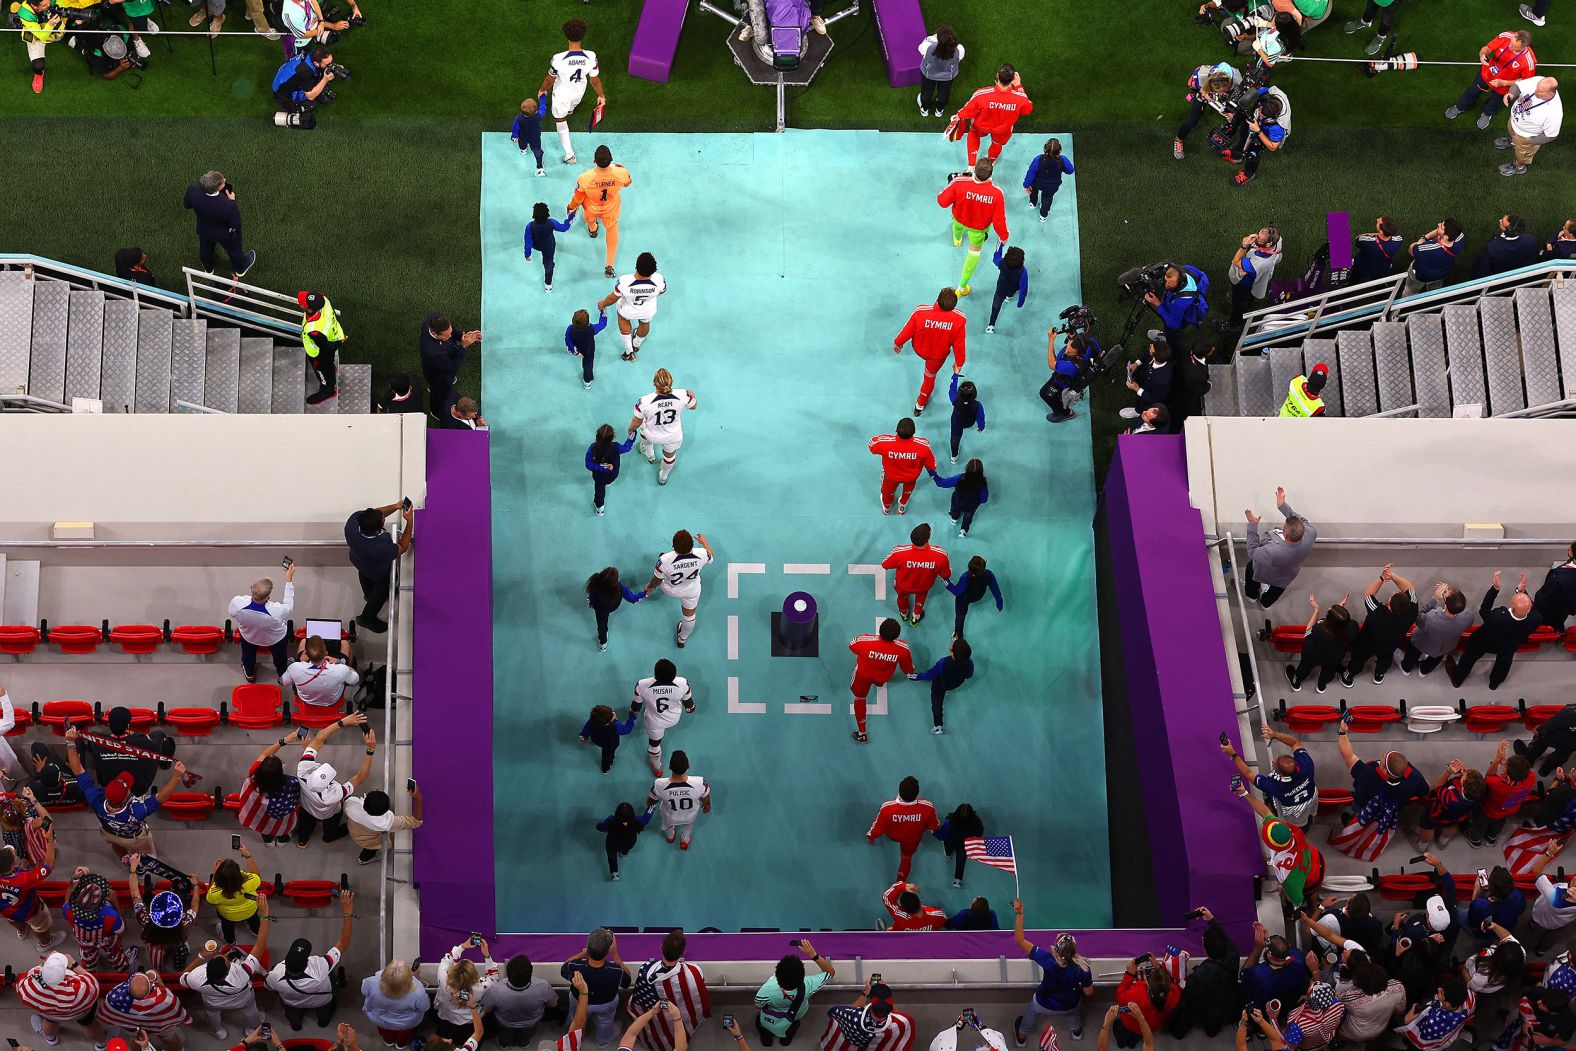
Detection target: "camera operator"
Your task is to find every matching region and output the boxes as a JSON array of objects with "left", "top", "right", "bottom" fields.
[
  {"left": 1198, "top": 1, "right": 1301, "bottom": 65},
  {"left": 15, "top": 0, "right": 65, "bottom": 94},
  {"left": 1140, "top": 264, "right": 1210, "bottom": 353},
  {"left": 1174, "top": 61, "right": 1242, "bottom": 160},
  {"left": 1230, "top": 86, "right": 1290, "bottom": 186},
  {"left": 1041, "top": 329, "right": 1089, "bottom": 425},
  {"left": 1227, "top": 227, "right": 1283, "bottom": 328},
  {"left": 271, "top": 47, "right": 340, "bottom": 130},
  {"left": 281, "top": 0, "right": 349, "bottom": 58}
]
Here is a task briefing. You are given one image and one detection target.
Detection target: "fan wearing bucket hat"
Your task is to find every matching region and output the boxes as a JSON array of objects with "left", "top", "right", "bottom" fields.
[
  {"left": 63, "top": 867, "right": 140, "bottom": 970},
  {"left": 1234, "top": 783, "right": 1325, "bottom": 907},
  {"left": 1010, "top": 899, "right": 1093, "bottom": 1044},
  {"left": 180, "top": 891, "right": 271, "bottom": 1039},
  {"left": 265, "top": 889, "right": 355, "bottom": 1030},
  {"left": 64, "top": 725, "right": 187, "bottom": 861},
  {"left": 125, "top": 852, "right": 197, "bottom": 972},
  {"left": 823, "top": 979, "right": 914, "bottom": 1051},
  {"left": 17, "top": 950, "right": 107, "bottom": 1046},
  {"left": 1328, "top": 726, "right": 1428, "bottom": 862},
  {"left": 296, "top": 712, "right": 377, "bottom": 847}
]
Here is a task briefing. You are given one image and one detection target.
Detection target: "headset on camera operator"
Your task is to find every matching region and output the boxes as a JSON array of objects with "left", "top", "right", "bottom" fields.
[
  {"left": 272, "top": 46, "right": 344, "bottom": 130},
  {"left": 1228, "top": 85, "right": 1290, "bottom": 186},
  {"left": 1125, "top": 263, "right": 1210, "bottom": 353}
]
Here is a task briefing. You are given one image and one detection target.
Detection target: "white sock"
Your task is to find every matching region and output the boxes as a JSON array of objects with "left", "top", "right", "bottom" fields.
[
  {"left": 648, "top": 741, "right": 662, "bottom": 766},
  {"left": 632, "top": 333, "right": 645, "bottom": 350},
  {"left": 621, "top": 331, "right": 635, "bottom": 356},
  {"left": 556, "top": 121, "right": 573, "bottom": 158},
  {"left": 660, "top": 455, "right": 676, "bottom": 482},
  {"left": 639, "top": 439, "right": 653, "bottom": 460},
  {"left": 678, "top": 614, "right": 697, "bottom": 643}
]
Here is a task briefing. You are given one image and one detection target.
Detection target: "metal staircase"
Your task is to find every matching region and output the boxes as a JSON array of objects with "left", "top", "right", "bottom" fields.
[
  {"left": 0, "top": 256, "right": 371, "bottom": 414},
  {"left": 1205, "top": 261, "right": 1576, "bottom": 419}
]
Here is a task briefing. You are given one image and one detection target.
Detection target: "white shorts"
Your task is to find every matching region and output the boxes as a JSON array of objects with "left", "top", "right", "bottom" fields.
[
  {"left": 659, "top": 811, "right": 698, "bottom": 831},
  {"left": 617, "top": 303, "right": 658, "bottom": 326},
  {"left": 639, "top": 431, "right": 682, "bottom": 456},
  {"left": 643, "top": 716, "right": 678, "bottom": 741},
  {"left": 660, "top": 584, "right": 702, "bottom": 608},
  {"left": 551, "top": 89, "right": 585, "bottom": 121}
]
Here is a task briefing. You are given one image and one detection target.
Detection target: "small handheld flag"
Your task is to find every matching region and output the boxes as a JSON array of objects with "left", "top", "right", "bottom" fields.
[
  {"left": 963, "top": 836, "right": 1017, "bottom": 874},
  {"left": 588, "top": 99, "right": 606, "bottom": 132},
  {"left": 1038, "top": 1025, "right": 1060, "bottom": 1051}
]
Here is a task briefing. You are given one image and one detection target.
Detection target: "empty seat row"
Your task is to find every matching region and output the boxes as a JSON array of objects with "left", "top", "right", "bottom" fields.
[{"left": 1277, "top": 699, "right": 1566, "bottom": 735}]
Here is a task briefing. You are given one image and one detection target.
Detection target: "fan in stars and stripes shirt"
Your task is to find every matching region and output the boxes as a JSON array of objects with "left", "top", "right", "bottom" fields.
[
  {"left": 237, "top": 755, "right": 302, "bottom": 839},
  {"left": 963, "top": 836, "right": 1017, "bottom": 874},
  {"left": 15, "top": 955, "right": 100, "bottom": 1021},
  {"left": 821, "top": 1004, "right": 916, "bottom": 1051},
  {"left": 1284, "top": 982, "right": 1345, "bottom": 1051},
  {"left": 630, "top": 952, "right": 709, "bottom": 1051},
  {"left": 1396, "top": 988, "right": 1475, "bottom": 1051},
  {"left": 96, "top": 973, "right": 192, "bottom": 1033}
]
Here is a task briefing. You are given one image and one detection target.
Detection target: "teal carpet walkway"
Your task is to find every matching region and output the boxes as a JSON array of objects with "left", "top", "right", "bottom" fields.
[{"left": 480, "top": 130, "right": 1110, "bottom": 932}]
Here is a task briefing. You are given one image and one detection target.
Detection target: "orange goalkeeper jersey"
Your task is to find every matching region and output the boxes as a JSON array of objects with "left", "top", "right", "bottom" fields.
[{"left": 570, "top": 164, "right": 632, "bottom": 215}]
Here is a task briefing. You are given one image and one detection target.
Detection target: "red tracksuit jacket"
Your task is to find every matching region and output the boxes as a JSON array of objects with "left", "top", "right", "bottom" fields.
[
  {"left": 849, "top": 634, "right": 915, "bottom": 685},
  {"left": 882, "top": 543, "right": 952, "bottom": 596},
  {"left": 867, "top": 798, "right": 939, "bottom": 851},
  {"left": 936, "top": 177, "right": 1008, "bottom": 241},
  {"left": 881, "top": 881, "right": 948, "bottom": 931},
  {"left": 894, "top": 304, "right": 967, "bottom": 369},
  {"left": 868, "top": 434, "right": 936, "bottom": 483},
  {"left": 958, "top": 84, "right": 1034, "bottom": 137}
]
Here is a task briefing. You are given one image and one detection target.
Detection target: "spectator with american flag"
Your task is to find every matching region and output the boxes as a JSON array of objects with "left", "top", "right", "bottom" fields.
[
  {"left": 1010, "top": 898, "right": 1093, "bottom": 1044},
  {"left": 630, "top": 929, "right": 709, "bottom": 1051},
  {"left": 881, "top": 880, "right": 948, "bottom": 930},
  {"left": 1280, "top": 982, "right": 1345, "bottom": 1051},
  {"left": 64, "top": 724, "right": 186, "bottom": 860},
  {"left": 1113, "top": 956, "right": 1179, "bottom": 1049},
  {"left": 1395, "top": 978, "right": 1474, "bottom": 1050},
  {"left": 14, "top": 951, "right": 105, "bottom": 1048},
  {"left": 819, "top": 979, "right": 915, "bottom": 1051},
  {"left": 616, "top": 999, "right": 690, "bottom": 1051},
  {"left": 64, "top": 866, "right": 140, "bottom": 970},
  {"left": 754, "top": 939, "right": 836, "bottom": 1046},
  {"left": 237, "top": 734, "right": 304, "bottom": 846},
  {"left": 96, "top": 969, "right": 193, "bottom": 1050}
]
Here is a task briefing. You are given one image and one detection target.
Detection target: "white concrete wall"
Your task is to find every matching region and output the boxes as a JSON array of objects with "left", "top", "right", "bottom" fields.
[
  {"left": 1184, "top": 416, "right": 1576, "bottom": 539},
  {"left": 0, "top": 413, "right": 427, "bottom": 540}
]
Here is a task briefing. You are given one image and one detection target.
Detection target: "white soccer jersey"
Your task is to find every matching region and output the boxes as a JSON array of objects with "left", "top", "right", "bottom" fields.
[
  {"left": 649, "top": 775, "right": 709, "bottom": 825},
  {"left": 634, "top": 389, "right": 693, "bottom": 447},
  {"left": 634, "top": 676, "right": 693, "bottom": 736},
  {"left": 654, "top": 547, "right": 713, "bottom": 599},
  {"left": 548, "top": 48, "right": 599, "bottom": 111},
  {"left": 614, "top": 272, "right": 667, "bottom": 322}
]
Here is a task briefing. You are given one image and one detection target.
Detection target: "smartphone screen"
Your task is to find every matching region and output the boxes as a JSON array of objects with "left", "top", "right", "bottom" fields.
[
  {"left": 402, "top": 497, "right": 413, "bottom": 511},
  {"left": 361, "top": 721, "right": 373, "bottom": 738},
  {"left": 282, "top": 555, "right": 294, "bottom": 569},
  {"left": 40, "top": 816, "right": 52, "bottom": 833},
  {"left": 231, "top": 834, "right": 242, "bottom": 851},
  {"left": 407, "top": 777, "right": 418, "bottom": 793},
  {"left": 296, "top": 726, "right": 309, "bottom": 740},
  {"left": 723, "top": 1016, "right": 735, "bottom": 1030},
  {"left": 789, "top": 939, "right": 803, "bottom": 948}
]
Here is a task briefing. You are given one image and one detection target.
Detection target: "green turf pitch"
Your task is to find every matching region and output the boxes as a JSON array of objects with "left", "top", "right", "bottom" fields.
[{"left": 480, "top": 130, "right": 1110, "bottom": 933}]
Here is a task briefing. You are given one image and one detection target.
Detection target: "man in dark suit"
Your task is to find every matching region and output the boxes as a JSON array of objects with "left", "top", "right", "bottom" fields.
[
  {"left": 1447, "top": 571, "right": 1543, "bottom": 690},
  {"left": 181, "top": 171, "right": 256, "bottom": 277},
  {"left": 1167, "top": 345, "right": 1212, "bottom": 433},
  {"left": 1470, "top": 213, "right": 1538, "bottom": 277},
  {"left": 1122, "top": 337, "right": 1174, "bottom": 422},
  {"left": 420, "top": 313, "right": 483, "bottom": 418},
  {"left": 1534, "top": 543, "right": 1576, "bottom": 629}
]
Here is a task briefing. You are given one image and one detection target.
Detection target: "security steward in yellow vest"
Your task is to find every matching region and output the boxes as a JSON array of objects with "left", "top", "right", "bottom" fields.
[
  {"left": 298, "top": 290, "right": 345, "bottom": 406},
  {"left": 1279, "top": 362, "right": 1329, "bottom": 418}
]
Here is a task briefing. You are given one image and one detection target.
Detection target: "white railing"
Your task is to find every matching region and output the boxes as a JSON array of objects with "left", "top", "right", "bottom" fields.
[
  {"left": 0, "top": 255, "right": 189, "bottom": 313},
  {"left": 1236, "top": 260, "right": 1576, "bottom": 354},
  {"left": 0, "top": 394, "right": 71, "bottom": 413},
  {"left": 183, "top": 267, "right": 311, "bottom": 341}
]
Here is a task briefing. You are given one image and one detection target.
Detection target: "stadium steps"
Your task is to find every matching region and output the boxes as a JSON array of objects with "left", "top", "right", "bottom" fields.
[
  {"left": 1216, "top": 285, "right": 1576, "bottom": 418},
  {"left": 0, "top": 271, "right": 374, "bottom": 414}
]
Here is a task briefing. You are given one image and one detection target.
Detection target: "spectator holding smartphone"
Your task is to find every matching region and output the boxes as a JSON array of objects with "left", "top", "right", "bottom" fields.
[
  {"left": 344, "top": 500, "right": 414, "bottom": 634},
  {"left": 360, "top": 958, "right": 434, "bottom": 1048},
  {"left": 345, "top": 778, "right": 423, "bottom": 866},
  {"left": 754, "top": 939, "right": 835, "bottom": 1045},
  {"left": 227, "top": 562, "right": 295, "bottom": 684},
  {"left": 1101, "top": 1005, "right": 1153, "bottom": 1051},
  {"left": 561, "top": 928, "right": 633, "bottom": 1048},
  {"left": 206, "top": 844, "right": 263, "bottom": 944},
  {"left": 435, "top": 937, "right": 499, "bottom": 1043},
  {"left": 1114, "top": 954, "right": 1180, "bottom": 1047},
  {"left": 296, "top": 712, "right": 376, "bottom": 847}
]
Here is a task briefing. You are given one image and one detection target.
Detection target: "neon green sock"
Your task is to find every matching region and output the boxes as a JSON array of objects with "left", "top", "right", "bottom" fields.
[{"left": 960, "top": 247, "right": 982, "bottom": 289}]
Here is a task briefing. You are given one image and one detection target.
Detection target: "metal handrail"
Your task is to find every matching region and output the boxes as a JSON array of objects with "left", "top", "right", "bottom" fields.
[
  {"left": 1222, "top": 533, "right": 1268, "bottom": 727},
  {"left": 0, "top": 255, "right": 190, "bottom": 314},
  {"left": 174, "top": 400, "right": 228, "bottom": 414},
  {"left": 378, "top": 546, "right": 400, "bottom": 964},
  {"left": 1236, "top": 261, "right": 1576, "bottom": 354},
  {"left": 1498, "top": 398, "right": 1576, "bottom": 419},
  {"left": 183, "top": 267, "right": 305, "bottom": 339},
  {"left": 1368, "top": 402, "right": 1421, "bottom": 419},
  {"left": 0, "top": 394, "right": 71, "bottom": 413}
]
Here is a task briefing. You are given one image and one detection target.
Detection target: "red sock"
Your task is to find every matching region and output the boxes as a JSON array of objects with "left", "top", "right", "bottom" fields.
[
  {"left": 897, "top": 850, "right": 914, "bottom": 880},
  {"left": 854, "top": 695, "right": 868, "bottom": 734}
]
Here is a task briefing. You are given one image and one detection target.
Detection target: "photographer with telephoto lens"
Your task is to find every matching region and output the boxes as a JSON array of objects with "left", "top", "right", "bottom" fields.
[
  {"left": 1174, "top": 61, "right": 1242, "bottom": 160},
  {"left": 271, "top": 46, "right": 345, "bottom": 130},
  {"left": 1126, "top": 262, "right": 1210, "bottom": 354}
]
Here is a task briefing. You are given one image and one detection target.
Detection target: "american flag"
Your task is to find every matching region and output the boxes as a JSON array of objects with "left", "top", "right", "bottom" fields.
[
  {"left": 1038, "top": 1024, "right": 1059, "bottom": 1051},
  {"left": 963, "top": 836, "right": 1017, "bottom": 874},
  {"left": 237, "top": 770, "right": 301, "bottom": 839},
  {"left": 820, "top": 1008, "right": 916, "bottom": 1051},
  {"left": 1159, "top": 947, "right": 1191, "bottom": 989},
  {"left": 1284, "top": 983, "right": 1344, "bottom": 1050},
  {"left": 1395, "top": 990, "right": 1474, "bottom": 1050},
  {"left": 557, "top": 1031, "right": 584, "bottom": 1051},
  {"left": 629, "top": 959, "right": 710, "bottom": 1051},
  {"left": 16, "top": 966, "right": 100, "bottom": 1021},
  {"left": 96, "top": 976, "right": 191, "bottom": 1032},
  {"left": 1502, "top": 826, "right": 1565, "bottom": 875},
  {"left": 1326, "top": 817, "right": 1395, "bottom": 862},
  {"left": 588, "top": 99, "right": 606, "bottom": 132}
]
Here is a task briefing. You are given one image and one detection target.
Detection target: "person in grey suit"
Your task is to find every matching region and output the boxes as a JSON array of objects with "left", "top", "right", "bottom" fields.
[
  {"left": 1243, "top": 487, "right": 1317, "bottom": 609},
  {"left": 1400, "top": 582, "right": 1475, "bottom": 677}
]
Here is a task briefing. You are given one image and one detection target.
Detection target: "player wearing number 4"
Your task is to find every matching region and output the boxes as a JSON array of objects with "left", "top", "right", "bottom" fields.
[
  {"left": 629, "top": 369, "right": 697, "bottom": 486},
  {"left": 646, "top": 530, "right": 715, "bottom": 648},
  {"left": 569, "top": 145, "right": 632, "bottom": 279},
  {"left": 598, "top": 252, "right": 666, "bottom": 362},
  {"left": 647, "top": 750, "right": 710, "bottom": 850},
  {"left": 630, "top": 659, "right": 695, "bottom": 777},
  {"left": 537, "top": 19, "right": 605, "bottom": 166}
]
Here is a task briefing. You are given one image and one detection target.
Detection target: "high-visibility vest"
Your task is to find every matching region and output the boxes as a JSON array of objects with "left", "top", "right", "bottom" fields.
[
  {"left": 1278, "top": 375, "right": 1324, "bottom": 418},
  {"left": 300, "top": 298, "right": 345, "bottom": 359}
]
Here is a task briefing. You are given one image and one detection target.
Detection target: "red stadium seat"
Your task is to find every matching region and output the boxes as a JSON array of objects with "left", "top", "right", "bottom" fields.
[
  {"left": 290, "top": 699, "right": 348, "bottom": 729},
  {"left": 223, "top": 792, "right": 242, "bottom": 814},
  {"left": 1346, "top": 705, "right": 1403, "bottom": 733},
  {"left": 1515, "top": 871, "right": 1542, "bottom": 893},
  {"left": 1317, "top": 787, "right": 1355, "bottom": 812},
  {"left": 117, "top": 707, "right": 158, "bottom": 731},
  {"left": 47, "top": 624, "right": 102, "bottom": 654},
  {"left": 109, "top": 624, "right": 164, "bottom": 655},
  {"left": 163, "top": 707, "right": 221, "bottom": 737},
  {"left": 0, "top": 625, "right": 40, "bottom": 655},
  {"left": 1520, "top": 625, "right": 1563, "bottom": 653},
  {"left": 159, "top": 792, "right": 216, "bottom": 822},
  {"left": 1456, "top": 625, "right": 1478, "bottom": 653},
  {"left": 228, "top": 685, "right": 283, "bottom": 729},
  {"left": 107, "top": 880, "right": 134, "bottom": 906},
  {"left": 171, "top": 625, "right": 226, "bottom": 655},
  {"left": 1526, "top": 961, "right": 1549, "bottom": 983},
  {"left": 3, "top": 708, "right": 30, "bottom": 736},
  {"left": 38, "top": 699, "right": 95, "bottom": 734},
  {"left": 1376, "top": 873, "right": 1437, "bottom": 901},
  {"left": 280, "top": 880, "right": 339, "bottom": 909},
  {"left": 1527, "top": 704, "right": 1567, "bottom": 731},
  {"left": 1566, "top": 627, "right": 1576, "bottom": 653},
  {"left": 1452, "top": 873, "right": 1480, "bottom": 897},
  {"left": 1283, "top": 704, "right": 1343, "bottom": 734},
  {"left": 35, "top": 880, "right": 70, "bottom": 906},
  {"left": 1267, "top": 627, "right": 1306, "bottom": 654},
  {"left": 1463, "top": 704, "right": 1521, "bottom": 734}
]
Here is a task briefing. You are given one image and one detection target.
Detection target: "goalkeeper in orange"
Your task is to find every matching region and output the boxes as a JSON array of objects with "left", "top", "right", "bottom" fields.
[{"left": 568, "top": 145, "right": 633, "bottom": 279}]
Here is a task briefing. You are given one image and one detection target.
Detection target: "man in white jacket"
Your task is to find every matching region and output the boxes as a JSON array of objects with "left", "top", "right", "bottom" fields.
[
  {"left": 227, "top": 561, "right": 295, "bottom": 683},
  {"left": 1498, "top": 76, "right": 1563, "bottom": 176}
]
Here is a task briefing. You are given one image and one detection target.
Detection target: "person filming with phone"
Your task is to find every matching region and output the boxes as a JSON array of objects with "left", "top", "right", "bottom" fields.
[
  {"left": 228, "top": 559, "right": 296, "bottom": 684},
  {"left": 435, "top": 935, "right": 499, "bottom": 1043},
  {"left": 754, "top": 938, "right": 835, "bottom": 1045},
  {"left": 295, "top": 712, "right": 376, "bottom": 847},
  {"left": 264, "top": 889, "right": 355, "bottom": 1030}
]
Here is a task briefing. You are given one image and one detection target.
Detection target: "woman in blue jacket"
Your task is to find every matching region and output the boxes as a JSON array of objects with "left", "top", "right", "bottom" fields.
[{"left": 1022, "top": 139, "right": 1075, "bottom": 222}]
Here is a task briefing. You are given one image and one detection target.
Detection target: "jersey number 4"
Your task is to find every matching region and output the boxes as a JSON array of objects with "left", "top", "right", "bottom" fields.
[{"left": 569, "top": 68, "right": 584, "bottom": 83}]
